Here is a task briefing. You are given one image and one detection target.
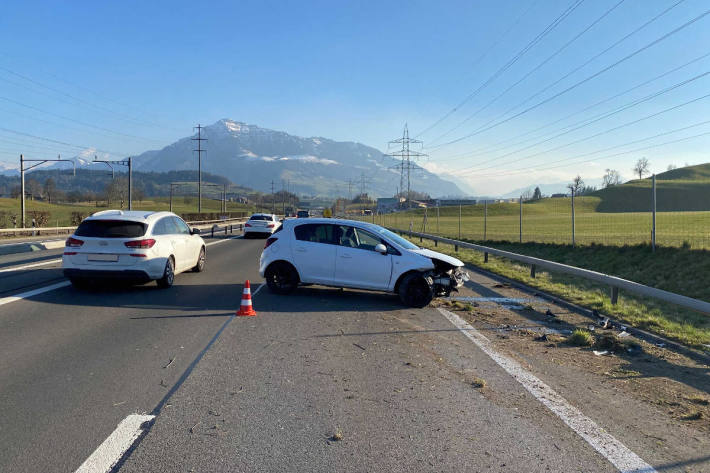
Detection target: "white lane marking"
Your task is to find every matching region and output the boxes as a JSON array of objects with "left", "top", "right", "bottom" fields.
[
  {"left": 0, "top": 258, "right": 62, "bottom": 273},
  {"left": 205, "top": 235, "right": 242, "bottom": 247},
  {"left": 437, "top": 307, "right": 657, "bottom": 473},
  {"left": 0, "top": 281, "right": 71, "bottom": 307},
  {"left": 74, "top": 414, "right": 155, "bottom": 473}
]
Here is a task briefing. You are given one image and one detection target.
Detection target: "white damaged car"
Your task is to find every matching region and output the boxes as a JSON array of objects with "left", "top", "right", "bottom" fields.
[{"left": 258, "top": 218, "right": 469, "bottom": 307}]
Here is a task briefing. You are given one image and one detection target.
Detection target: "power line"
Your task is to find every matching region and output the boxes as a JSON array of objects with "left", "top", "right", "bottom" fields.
[
  {"left": 453, "top": 71, "right": 710, "bottom": 174},
  {"left": 471, "top": 122, "right": 710, "bottom": 179},
  {"left": 427, "top": 0, "right": 626, "bottom": 147},
  {"left": 457, "top": 91, "right": 710, "bottom": 177},
  {"left": 436, "top": 50, "right": 710, "bottom": 162},
  {"left": 414, "top": 0, "right": 586, "bottom": 138},
  {"left": 428, "top": 0, "right": 697, "bottom": 150},
  {"left": 0, "top": 126, "right": 124, "bottom": 155}
]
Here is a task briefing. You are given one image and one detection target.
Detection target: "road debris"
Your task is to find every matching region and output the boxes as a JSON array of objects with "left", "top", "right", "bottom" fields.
[
  {"left": 618, "top": 331, "right": 631, "bottom": 338},
  {"left": 353, "top": 343, "right": 366, "bottom": 351},
  {"left": 593, "top": 350, "right": 611, "bottom": 356},
  {"left": 163, "top": 357, "right": 175, "bottom": 369}
]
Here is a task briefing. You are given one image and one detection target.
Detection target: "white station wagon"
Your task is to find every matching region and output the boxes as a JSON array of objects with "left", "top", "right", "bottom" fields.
[
  {"left": 62, "top": 210, "right": 206, "bottom": 289},
  {"left": 259, "top": 218, "right": 468, "bottom": 307}
]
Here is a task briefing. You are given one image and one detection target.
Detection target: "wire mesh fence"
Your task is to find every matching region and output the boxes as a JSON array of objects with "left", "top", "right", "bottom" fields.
[{"left": 374, "top": 178, "right": 710, "bottom": 250}]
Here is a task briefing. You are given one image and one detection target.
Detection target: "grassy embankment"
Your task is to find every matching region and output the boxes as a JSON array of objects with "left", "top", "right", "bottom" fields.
[
  {"left": 409, "top": 236, "right": 710, "bottom": 349},
  {"left": 0, "top": 197, "right": 269, "bottom": 227}
]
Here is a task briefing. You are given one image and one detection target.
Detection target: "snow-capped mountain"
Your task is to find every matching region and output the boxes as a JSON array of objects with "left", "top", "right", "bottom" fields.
[
  {"left": 0, "top": 161, "right": 19, "bottom": 176},
  {"left": 133, "top": 119, "right": 464, "bottom": 197}
]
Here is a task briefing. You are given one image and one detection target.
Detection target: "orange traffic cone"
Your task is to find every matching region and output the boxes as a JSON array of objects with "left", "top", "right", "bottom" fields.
[{"left": 237, "top": 280, "right": 257, "bottom": 316}]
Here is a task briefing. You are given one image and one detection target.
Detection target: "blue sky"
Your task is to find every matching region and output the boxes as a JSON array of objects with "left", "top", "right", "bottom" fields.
[{"left": 1, "top": 0, "right": 709, "bottom": 195}]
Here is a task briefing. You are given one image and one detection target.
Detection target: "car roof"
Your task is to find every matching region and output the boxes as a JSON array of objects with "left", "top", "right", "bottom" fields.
[
  {"left": 86, "top": 210, "right": 175, "bottom": 223},
  {"left": 249, "top": 213, "right": 275, "bottom": 217},
  {"left": 283, "top": 217, "right": 379, "bottom": 230}
]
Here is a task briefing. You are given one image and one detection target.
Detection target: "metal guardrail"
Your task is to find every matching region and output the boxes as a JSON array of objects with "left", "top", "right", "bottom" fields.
[
  {"left": 0, "top": 217, "right": 247, "bottom": 236},
  {"left": 395, "top": 228, "right": 710, "bottom": 315}
]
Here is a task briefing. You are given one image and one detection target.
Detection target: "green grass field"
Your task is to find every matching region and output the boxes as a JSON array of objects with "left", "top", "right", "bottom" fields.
[
  {"left": 0, "top": 197, "right": 271, "bottom": 228},
  {"left": 376, "top": 196, "right": 710, "bottom": 249}
]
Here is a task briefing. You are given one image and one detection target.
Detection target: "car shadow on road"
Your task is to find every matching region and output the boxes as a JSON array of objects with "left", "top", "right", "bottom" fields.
[{"left": 259, "top": 285, "right": 406, "bottom": 313}]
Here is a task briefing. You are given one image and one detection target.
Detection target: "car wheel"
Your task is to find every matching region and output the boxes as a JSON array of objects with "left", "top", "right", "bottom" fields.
[
  {"left": 157, "top": 257, "right": 175, "bottom": 288},
  {"left": 265, "top": 262, "right": 299, "bottom": 294},
  {"left": 192, "top": 247, "right": 206, "bottom": 272},
  {"left": 398, "top": 272, "right": 434, "bottom": 308}
]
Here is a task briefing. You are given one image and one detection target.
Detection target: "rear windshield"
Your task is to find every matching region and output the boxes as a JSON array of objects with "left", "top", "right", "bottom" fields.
[
  {"left": 249, "top": 215, "right": 272, "bottom": 221},
  {"left": 75, "top": 220, "right": 147, "bottom": 238},
  {"left": 297, "top": 211, "right": 309, "bottom": 217}
]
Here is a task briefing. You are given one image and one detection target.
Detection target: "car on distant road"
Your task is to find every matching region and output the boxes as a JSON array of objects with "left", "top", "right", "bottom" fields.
[
  {"left": 297, "top": 210, "right": 310, "bottom": 218},
  {"left": 244, "top": 213, "right": 281, "bottom": 238},
  {"left": 62, "top": 210, "right": 205, "bottom": 289},
  {"left": 259, "top": 218, "right": 468, "bottom": 307}
]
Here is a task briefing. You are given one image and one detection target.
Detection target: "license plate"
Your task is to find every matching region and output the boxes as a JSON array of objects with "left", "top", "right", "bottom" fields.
[{"left": 88, "top": 254, "right": 119, "bottom": 262}]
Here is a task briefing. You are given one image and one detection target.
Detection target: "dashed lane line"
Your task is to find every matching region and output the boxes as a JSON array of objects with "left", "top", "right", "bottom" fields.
[{"left": 437, "top": 307, "right": 657, "bottom": 473}]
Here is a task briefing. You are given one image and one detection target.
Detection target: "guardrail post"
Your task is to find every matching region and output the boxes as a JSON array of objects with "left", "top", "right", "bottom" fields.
[
  {"left": 530, "top": 265, "right": 536, "bottom": 278},
  {"left": 434, "top": 239, "right": 438, "bottom": 247},
  {"left": 484, "top": 252, "right": 488, "bottom": 263},
  {"left": 454, "top": 244, "right": 458, "bottom": 252},
  {"left": 225, "top": 226, "right": 228, "bottom": 235},
  {"left": 611, "top": 286, "right": 619, "bottom": 305},
  {"left": 211, "top": 227, "right": 215, "bottom": 238}
]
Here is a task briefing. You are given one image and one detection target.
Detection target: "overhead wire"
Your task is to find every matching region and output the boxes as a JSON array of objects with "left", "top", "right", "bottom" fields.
[
  {"left": 427, "top": 0, "right": 696, "bottom": 150},
  {"left": 414, "top": 0, "right": 586, "bottom": 138}
]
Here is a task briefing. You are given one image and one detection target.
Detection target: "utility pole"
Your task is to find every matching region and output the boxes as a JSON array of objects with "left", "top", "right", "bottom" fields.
[
  {"left": 386, "top": 124, "right": 427, "bottom": 209},
  {"left": 20, "top": 154, "right": 75, "bottom": 228},
  {"left": 93, "top": 156, "right": 133, "bottom": 210},
  {"left": 346, "top": 178, "right": 354, "bottom": 201},
  {"left": 192, "top": 124, "right": 207, "bottom": 213}
]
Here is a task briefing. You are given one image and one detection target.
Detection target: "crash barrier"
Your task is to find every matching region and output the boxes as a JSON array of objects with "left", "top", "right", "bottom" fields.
[
  {"left": 0, "top": 217, "right": 247, "bottom": 238},
  {"left": 208, "top": 223, "right": 244, "bottom": 238},
  {"left": 392, "top": 228, "right": 710, "bottom": 315}
]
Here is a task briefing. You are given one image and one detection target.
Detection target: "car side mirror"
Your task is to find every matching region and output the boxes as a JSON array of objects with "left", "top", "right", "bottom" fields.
[
  {"left": 191, "top": 227, "right": 201, "bottom": 235},
  {"left": 374, "top": 243, "right": 387, "bottom": 255}
]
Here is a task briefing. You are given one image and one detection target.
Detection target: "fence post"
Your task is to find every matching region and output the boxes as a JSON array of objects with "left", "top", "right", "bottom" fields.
[
  {"left": 610, "top": 286, "right": 619, "bottom": 305},
  {"left": 458, "top": 204, "right": 462, "bottom": 240},
  {"left": 571, "top": 189, "right": 576, "bottom": 248},
  {"left": 519, "top": 196, "right": 522, "bottom": 243},
  {"left": 436, "top": 203, "right": 440, "bottom": 234},
  {"left": 484, "top": 200, "right": 487, "bottom": 241},
  {"left": 652, "top": 174, "right": 656, "bottom": 252}
]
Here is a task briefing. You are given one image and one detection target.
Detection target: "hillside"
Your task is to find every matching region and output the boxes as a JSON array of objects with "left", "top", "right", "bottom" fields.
[
  {"left": 132, "top": 119, "right": 464, "bottom": 198},
  {"left": 592, "top": 163, "right": 710, "bottom": 212}
]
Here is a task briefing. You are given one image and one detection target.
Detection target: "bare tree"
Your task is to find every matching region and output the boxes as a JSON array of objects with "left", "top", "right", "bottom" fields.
[
  {"left": 43, "top": 177, "right": 57, "bottom": 203},
  {"left": 567, "top": 175, "right": 584, "bottom": 195},
  {"left": 602, "top": 169, "right": 621, "bottom": 188},
  {"left": 633, "top": 157, "right": 650, "bottom": 179}
]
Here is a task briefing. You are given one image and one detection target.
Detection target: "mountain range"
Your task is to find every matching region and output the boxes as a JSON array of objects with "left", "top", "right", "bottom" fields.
[{"left": 130, "top": 119, "right": 465, "bottom": 198}]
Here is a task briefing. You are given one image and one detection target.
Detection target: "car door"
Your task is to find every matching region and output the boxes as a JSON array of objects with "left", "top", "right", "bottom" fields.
[
  {"left": 333, "top": 226, "right": 392, "bottom": 290},
  {"left": 291, "top": 223, "right": 337, "bottom": 284},
  {"left": 170, "top": 217, "right": 194, "bottom": 270},
  {"left": 154, "top": 217, "right": 186, "bottom": 271}
]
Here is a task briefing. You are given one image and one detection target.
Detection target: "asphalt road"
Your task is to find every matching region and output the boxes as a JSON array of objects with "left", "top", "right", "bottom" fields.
[{"left": 0, "top": 235, "right": 702, "bottom": 472}]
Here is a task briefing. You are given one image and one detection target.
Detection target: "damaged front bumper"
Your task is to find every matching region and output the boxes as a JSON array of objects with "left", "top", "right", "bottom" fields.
[{"left": 432, "top": 268, "right": 470, "bottom": 296}]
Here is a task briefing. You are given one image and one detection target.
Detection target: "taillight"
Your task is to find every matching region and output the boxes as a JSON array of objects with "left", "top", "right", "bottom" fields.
[
  {"left": 264, "top": 237, "right": 277, "bottom": 249},
  {"left": 63, "top": 251, "right": 77, "bottom": 256},
  {"left": 267, "top": 223, "right": 275, "bottom": 228},
  {"left": 245, "top": 223, "right": 252, "bottom": 227},
  {"left": 124, "top": 239, "right": 156, "bottom": 249},
  {"left": 65, "top": 237, "right": 84, "bottom": 248}
]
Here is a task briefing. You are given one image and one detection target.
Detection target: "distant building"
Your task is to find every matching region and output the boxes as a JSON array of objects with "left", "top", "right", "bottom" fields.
[{"left": 377, "top": 197, "right": 399, "bottom": 213}]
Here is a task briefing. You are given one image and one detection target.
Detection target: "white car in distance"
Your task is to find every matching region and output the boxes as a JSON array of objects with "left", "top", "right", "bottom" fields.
[
  {"left": 244, "top": 213, "right": 281, "bottom": 238},
  {"left": 259, "top": 218, "right": 469, "bottom": 307},
  {"left": 62, "top": 210, "right": 206, "bottom": 289}
]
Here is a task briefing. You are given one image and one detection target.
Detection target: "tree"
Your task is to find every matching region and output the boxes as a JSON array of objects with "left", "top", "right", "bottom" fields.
[
  {"left": 134, "top": 185, "right": 146, "bottom": 203},
  {"left": 633, "top": 157, "right": 650, "bottom": 180},
  {"left": 667, "top": 164, "right": 677, "bottom": 171},
  {"left": 567, "top": 175, "right": 584, "bottom": 195},
  {"left": 10, "top": 185, "right": 21, "bottom": 199},
  {"left": 26, "top": 179, "right": 42, "bottom": 200},
  {"left": 43, "top": 177, "right": 57, "bottom": 203},
  {"left": 532, "top": 187, "right": 542, "bottom": 200},
  {"left": 602, "top": 169, "right": 621, "bottom": 188}
]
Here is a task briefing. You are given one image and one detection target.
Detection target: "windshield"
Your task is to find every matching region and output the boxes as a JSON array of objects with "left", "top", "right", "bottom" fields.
[
  {"left": 370, "top": 226, "right": 419, "bottom": 250},
  {"left": 249, "top": 215, "right": 272, "bottom": 221}
]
